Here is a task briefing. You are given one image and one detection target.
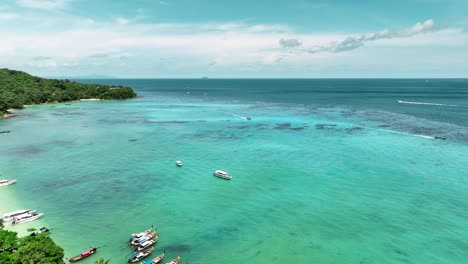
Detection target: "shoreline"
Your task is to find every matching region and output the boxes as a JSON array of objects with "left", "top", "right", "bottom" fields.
[
  {"left": 0, "top": 186, "right": 32, "bottom": 236},
  {"left": 2, "top": 108, "right": 17, "bottom": 118},
  {"left": 1, "top": 98, "right": 103, "bottom": 119}
]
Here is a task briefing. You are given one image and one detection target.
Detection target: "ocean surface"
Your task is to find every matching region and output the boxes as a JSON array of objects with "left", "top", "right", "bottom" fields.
[{"left": 1, "top": 79, "right": 468, "bottom": 263}]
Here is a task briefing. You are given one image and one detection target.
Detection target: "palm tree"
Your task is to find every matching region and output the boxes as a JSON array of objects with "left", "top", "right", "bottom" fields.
[{"left": 93, "top": 257, "right": 110, "bottom": 264}]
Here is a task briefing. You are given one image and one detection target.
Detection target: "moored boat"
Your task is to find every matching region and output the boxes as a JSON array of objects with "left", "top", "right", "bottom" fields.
[
  {"left": 130, "top": 231, "right": 156, "bottom": 246},
  {"left": 213, "top": 170, "right": 232, "bottom": 180},
  {"left": 128, "top": 247, "right": 154, "bottom": 263},
  {"left": 149, "top": 251, "right": 165, "bottom": 264},
  {"left": 67, "top": 246, "right": 97, "bottom": 262},
  {"left": 166, "top": 256, "right": 180, "bottom": 264},
  {"left": 0, "top": 179, "right": 16, "bottom": 187},
  {"left": 2, "top": 209, "right": 35, "bottom": 222},
  {"left": 176, "top": 161, "right": 182, "bottom": 167},
  {"left": 29, "top": 227, "right": 51, "bottom": 236},
  {"left": 12, "top": 212, "right": 43, "bottom": 225},
  {"left": 136, "top": 235, "right": 159, "bottom": 252},
  {"left": 130, "top": 226, "right": 154, "bottom": 240}
]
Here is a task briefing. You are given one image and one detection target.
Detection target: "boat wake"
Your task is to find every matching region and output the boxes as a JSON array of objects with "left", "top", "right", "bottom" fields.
[
  {"left": 378, "top": 129, "right": 434, "bottom": 139},
  {"left": 224, "top": 112, "right": 250, "bottom": 120},
  {"left": 397, "top": 100, "right": 468, "bottom": 108}
]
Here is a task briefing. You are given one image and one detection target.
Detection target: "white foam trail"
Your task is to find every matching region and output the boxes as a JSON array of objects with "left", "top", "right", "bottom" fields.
[
  {"left": 378, "top": 128, "right": 434, "bottom": 139},
  {"left": 222, "top": 112, "right": 249, "bottom": 120},
  {"left": 397, "top": 100, "right": 468, "bottom": 108}
]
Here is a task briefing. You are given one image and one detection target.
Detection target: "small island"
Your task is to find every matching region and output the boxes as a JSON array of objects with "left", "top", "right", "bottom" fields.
[{"left": 0, "top": 68, "right": 137, "bottom": 117}]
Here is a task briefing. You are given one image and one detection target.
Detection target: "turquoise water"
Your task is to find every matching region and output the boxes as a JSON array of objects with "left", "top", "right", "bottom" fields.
[{"left": 1, "top": 79, "right": 468, "bottom": 263}]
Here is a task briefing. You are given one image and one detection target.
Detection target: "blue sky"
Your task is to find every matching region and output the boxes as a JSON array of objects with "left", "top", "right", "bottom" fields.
[{"left": 1, "top": 0, "right": 467, "bottom": 77}]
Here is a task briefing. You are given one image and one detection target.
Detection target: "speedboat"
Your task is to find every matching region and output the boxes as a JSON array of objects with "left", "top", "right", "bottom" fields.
[
  {"left": 176, "top": 161, "right": 182, "bottom": 167},
  {"left": 166, "top": 256, "right": 180, "bottom": 264},
  {"left": 12, "top": 212, "right": 43, "bottom": 225},
  {"left": 0, "top": 179, "right": 16, "bottom": 187},
  {"left": 213, "top": 170, "right": 232, "bottom": 180},
  {"left": 3, "top": 209, "right": 35, "bottom": 222},
  {"left": 128, "top": 247, "right": 154, "bottom": 263}
]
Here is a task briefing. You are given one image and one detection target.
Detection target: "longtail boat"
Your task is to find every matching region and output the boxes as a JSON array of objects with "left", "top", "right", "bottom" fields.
[
  {"left": 136, "top": 235, "right": 159, "bottom": 252},
  {"left": 128, "top": 247, "right": 154, "bottom": 263},
  {"left": 130, "top": 226, "right": 154, "bottom": 239},
  {"left": 67, "top": 247, "right": 97, "bottom": 262},
  {"left": 166, "top": 256, "right": 180, "bottom": 264},
  {"left": 130, "top": 231, "right": 156, "bottom": 246},
  {"left": 142, "top": 251, "right": 165, "bottom": 264}
]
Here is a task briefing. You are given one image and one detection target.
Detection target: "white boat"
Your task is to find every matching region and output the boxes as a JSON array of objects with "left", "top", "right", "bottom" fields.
[
  {"left": 136, "top": 236, "right": 158, "bottom": 252},
  {"left": 2, "top": 209, "right": 36, "bottom": 222},
  {"left": 176, "top": 161, "right": 182, "bottom": 167},
  {"left": 213, "top": 170, "right": 232, "bottom": 180},
  {"left": 12, "top": 212, "right": 43, "bottom": 225},
  {"left": 131, "top": 226, "right": 154, "bottom": 238},
  {"left": 0, "top": 179, "right": 16, "bottom": 187},
  {"left": 130, "top": 231, "right": 156, "bottom": 246},
  {"left": 166, "top": 256, "right": 180, "bottom": 264}
]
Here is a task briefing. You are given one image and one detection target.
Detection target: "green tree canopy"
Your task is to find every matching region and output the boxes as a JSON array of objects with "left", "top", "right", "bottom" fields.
[
  {"left": 0, "top": 223, "right": 64, "bottom": 264},
  {"left": 0, "top": 68, "right": 137, "bottom": 115},
  {"left": 93, "top": 257, "right": 110, "bottom": 264}
]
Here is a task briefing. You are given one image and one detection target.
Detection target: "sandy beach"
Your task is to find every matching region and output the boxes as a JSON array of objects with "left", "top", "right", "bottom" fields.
[{"left": 0, "top": 184, "right": 47, "bottom": 236}]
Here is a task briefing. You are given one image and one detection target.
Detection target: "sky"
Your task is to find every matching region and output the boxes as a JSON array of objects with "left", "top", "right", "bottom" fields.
[{"left": 1, "top": 0, "right": 468, "bottom": 78}]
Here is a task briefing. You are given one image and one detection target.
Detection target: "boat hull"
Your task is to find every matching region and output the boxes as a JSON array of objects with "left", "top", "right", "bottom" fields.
[
  {"left": 68, "top": 248, "right": 97, "bottom": 262},
  {"left": 2, "top": 209, "right": 35, "bottom": 222},
  {"left": 0, "top": 179, "right": 16, "bottom": 187},
  {"left": 12, "top": 213, "right": 43, "bottom": 225},
  {"left": 213, "top": 173, "right": 232, "bottom": 180},
  {"left": 167, "top": 256, "right": 180, "bottom": 264},
  {"left": 128, "top": 247, "right": 154, "bottom": 263}
]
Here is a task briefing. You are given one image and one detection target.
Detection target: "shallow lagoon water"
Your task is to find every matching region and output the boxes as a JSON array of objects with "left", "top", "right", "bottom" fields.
[{"left": 1, "top": 79, "right": 468, "bottom": 263}]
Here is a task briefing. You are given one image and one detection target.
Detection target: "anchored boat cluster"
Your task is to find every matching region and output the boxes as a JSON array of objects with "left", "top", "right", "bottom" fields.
[
  {"left": 125, "top": 225, "right": 182, "bottom": 264},
  {"left": 66, "top": 225, "right": 183, "bottom": 264}
]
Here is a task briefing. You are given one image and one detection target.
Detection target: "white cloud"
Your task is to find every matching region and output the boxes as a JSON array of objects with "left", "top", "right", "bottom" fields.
[
  {"left": 308, "top": 19, "right": 439, "bottom": 54},
  {"left": 0, "top": 13, "right": 466, "bottom": 77},
  {"left": 16, "top": 0, "right": 71, "bottom": 10}
]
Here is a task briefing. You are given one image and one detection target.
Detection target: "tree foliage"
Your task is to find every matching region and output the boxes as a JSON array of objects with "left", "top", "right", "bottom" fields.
[
  {"left": 93, "top": 257, "right": 110, "bottom": 264},
  {"left": 0, "top": 68, "right": 137, "bottom": 115},
  {"left": 0, "top": 224, "right": 65, "bottom": 264}
]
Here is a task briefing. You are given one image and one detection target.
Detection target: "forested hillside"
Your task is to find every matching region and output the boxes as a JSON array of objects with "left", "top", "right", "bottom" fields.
[{"left": 0, "top": 69, "right": 136, "bottom": 115}]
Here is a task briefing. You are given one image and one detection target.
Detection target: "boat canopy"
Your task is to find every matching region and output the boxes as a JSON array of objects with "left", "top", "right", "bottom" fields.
[{"left": 80, "top": 251, "right": 91, "bottom": 257}]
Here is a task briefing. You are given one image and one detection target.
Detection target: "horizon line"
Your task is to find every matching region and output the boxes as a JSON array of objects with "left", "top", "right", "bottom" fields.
[{"left": 48, "top": 77, "right": 468, "bottom": 80}]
